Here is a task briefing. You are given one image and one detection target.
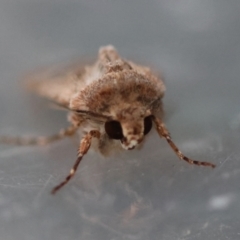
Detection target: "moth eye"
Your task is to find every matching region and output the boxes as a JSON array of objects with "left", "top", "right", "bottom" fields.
[
  {"left": 105, "top": 121, "right": 124, "bottom": 140},
  {"left": 144, "top": 115, "right": 152, "bottom": 135}
]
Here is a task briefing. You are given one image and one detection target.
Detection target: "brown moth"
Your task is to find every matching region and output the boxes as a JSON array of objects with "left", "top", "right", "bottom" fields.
[{"left": 0, "top": 45, "right": 215, "bottom": 194}]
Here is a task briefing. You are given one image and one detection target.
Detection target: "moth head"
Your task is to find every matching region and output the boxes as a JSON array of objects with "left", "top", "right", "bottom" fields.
[{"left": 104, "top": 108, "right": 153, "bottom": 150}]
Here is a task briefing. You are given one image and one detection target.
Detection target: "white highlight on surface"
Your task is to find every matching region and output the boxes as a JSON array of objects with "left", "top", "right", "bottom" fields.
[
  {"left": 208, "top": 194, "right": 235, "bottom": 210},
  {"left": 230, "top": 112, "right": 240, "bottom": 130}
]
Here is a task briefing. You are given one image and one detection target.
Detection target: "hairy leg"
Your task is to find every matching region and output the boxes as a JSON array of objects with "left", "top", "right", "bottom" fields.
[{"left": 51, "top": 130, "right": 100, "bottom": 194}]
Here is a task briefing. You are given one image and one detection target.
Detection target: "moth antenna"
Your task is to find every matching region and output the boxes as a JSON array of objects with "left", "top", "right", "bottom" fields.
[
  {"left": 0, "top": 125, "right": 78, "bottom": 146},
  {"left": 74, "top": 110, "right": 111, "bottom": 121},
  {"left": 49, "top": 102, "right": 71, "bottom": 111},
  {"left": 50, "top": 102, "right": 111, "bottom": 122},
  {"left": 153, "top": 116, "right": 216, "bottom": 168},
  {"left": 51, "top": 130, "right": 100, "bottom": 194}
]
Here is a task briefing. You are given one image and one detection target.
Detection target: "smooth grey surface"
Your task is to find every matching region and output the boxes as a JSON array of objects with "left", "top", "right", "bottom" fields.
[{"left": 0, "top": 1, "right": 240, "bottom": 240}]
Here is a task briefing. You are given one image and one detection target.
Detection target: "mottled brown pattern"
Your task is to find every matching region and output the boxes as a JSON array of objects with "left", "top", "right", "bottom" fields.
[
  {"left": 1, "top": 45, "right": 215, "bottom": 193},
  {"left": 71, "top": 70, "right": 164, "bottom": 116}
]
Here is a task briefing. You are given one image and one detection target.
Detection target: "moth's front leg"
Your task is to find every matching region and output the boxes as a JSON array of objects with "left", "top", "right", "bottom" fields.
[
  {"left": 153, "top": 116, "right": 216, "bottom": 168},
  {"left": 51, "top": 130, "right": 100, "bottom": 194}
]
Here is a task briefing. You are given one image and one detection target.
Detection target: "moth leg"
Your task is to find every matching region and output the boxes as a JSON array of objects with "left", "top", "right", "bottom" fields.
[
  {"left": 153, "top": 117, "right": 216, "bottom": 168},
  {"left": 0, "top": 125, "right": 78, "bottom": 146},
  {"left": 51, "top": 130, "right": 100, "bottom": 194}
]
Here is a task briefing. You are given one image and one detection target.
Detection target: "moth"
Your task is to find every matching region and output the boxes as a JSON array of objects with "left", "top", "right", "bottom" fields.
[{"left": 0, "top": 45, "right": 215, "bottom": 194}]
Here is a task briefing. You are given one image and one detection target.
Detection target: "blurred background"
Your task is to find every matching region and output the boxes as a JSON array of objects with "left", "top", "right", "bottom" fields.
[{"left": 0, "top": 1, "right": 240, "bottom": 240}]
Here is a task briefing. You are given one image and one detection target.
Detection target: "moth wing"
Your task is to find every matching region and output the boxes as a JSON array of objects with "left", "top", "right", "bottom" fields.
[{"left": 24, "top": 59, "right": 92, "bottom": 107}]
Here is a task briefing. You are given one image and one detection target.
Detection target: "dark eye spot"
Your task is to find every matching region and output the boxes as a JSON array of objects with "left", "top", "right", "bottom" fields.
[
  {"left": 105, "top": 121, "right": 123, "bottom": 140},
  {"left": 144, "top": 116, "right": 152, "bottom": 135}
]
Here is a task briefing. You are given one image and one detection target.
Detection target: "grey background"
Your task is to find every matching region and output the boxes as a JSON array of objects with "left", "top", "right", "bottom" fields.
[{"left": 0, "top": 1, "right": 240, "bottom": 240}]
